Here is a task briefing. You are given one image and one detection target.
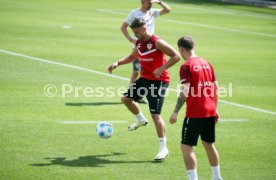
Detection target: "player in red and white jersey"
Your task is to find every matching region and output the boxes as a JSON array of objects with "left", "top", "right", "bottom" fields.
[
  {"left": 136, "top": 33, "right": 170, "bottom": 84},
  {"left": 121, "top": 0, "right": 171, "bottom": 104},
  {"left": 108, "top": 19, "right": 180, "bottom": 160},
  {"left": 169, "top": 36, "right": 222, "bottom": 180}
]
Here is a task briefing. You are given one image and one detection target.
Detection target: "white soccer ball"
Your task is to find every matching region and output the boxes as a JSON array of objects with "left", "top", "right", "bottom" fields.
[{"left": 96, "top": 122, "right": 113, "bottom": 139}]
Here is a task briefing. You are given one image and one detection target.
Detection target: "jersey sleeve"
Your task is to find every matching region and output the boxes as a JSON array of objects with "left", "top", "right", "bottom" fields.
[
  {"left": 152, "top": 9, "right": 161, "bottom": 17},
  {"left": 125, "top": 10, "right": 135, "bottom": 25},
  {"left": 180, "top": 64, "right": 191, "bottom": 84}
]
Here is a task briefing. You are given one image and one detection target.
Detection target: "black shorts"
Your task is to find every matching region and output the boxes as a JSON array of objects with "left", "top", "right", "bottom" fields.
[
  {"left": 181, "top": 117, "right": 216, "bottom": 146},
  {"left": 123, "top": 77, "right": 169, "bottom": 114}
]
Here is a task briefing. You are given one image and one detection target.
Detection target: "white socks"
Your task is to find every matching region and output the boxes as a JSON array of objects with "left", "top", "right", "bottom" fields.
[
  {"left": 159, "top": 137, "right": 167, "bottom": 150},
  {"left": 186, "top": 166, "right": 221, "bottom": 180},
  {"left": 212, "top": 166, "right": 222, "bottom": 180},
  {"left": 135, "top": 112, "right": 146, "bottom": 122},
  {"left": 187, "top": 169, "right": 198, "bottom": 180},
  {"left": 136, "top": 113, "right": 167, "bottom": 151}
]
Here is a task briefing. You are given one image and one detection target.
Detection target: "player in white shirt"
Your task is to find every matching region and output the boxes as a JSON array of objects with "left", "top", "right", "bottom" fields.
[{"left": 121, "top": 0, "right": 171, "bottom": 104}]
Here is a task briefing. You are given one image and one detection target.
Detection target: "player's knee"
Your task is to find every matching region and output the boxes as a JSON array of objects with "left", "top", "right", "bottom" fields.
[
  {"left": 121, "top": 96, "right": 127, "bottom": 104},
  {"left": 121, "top": 96, "right": 132, "bottom": 104},
  {"left": 132, "top": 71, "right": 139, "bottom": 76},
  {"left": 151, "top": 114, "right": 161, "bottom": 121},
  {"left": 202, "top": 141, "right": 215, "bottom": 150},
  {"left": 181, "top": 144, "right": 193, "bottom": 154}
]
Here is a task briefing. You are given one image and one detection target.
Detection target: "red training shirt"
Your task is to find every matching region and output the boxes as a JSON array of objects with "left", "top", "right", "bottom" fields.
[
  {"left": 136, "top": 35, "right": 170, "bottom": 84},
  {"left": 180, "top": 57, "right": 217, "bottom": 118}
]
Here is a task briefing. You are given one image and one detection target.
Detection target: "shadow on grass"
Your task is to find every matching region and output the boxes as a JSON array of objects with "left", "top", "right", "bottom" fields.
[
  {"left": 65, "top": 102, "right": 122, "bottom": 106},
  {"left": 30, "top": 152, "right": 156, "bottom": 167}
]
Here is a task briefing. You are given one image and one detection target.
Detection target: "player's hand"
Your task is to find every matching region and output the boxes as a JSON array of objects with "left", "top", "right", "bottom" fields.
[
  {"left": 130, "top": 37, "right": 137, "bottom": 45},
  {"left": 169, "top": 112, "right": 178, "bottom": 124},
  {"left": 153, "top": 67, "right": 163, "bottom": 78},
  {"left": 151, "top": 0, "right": 161, "bottom": 4},
  {"left": 107, "top": 62, "right": 119, "bottom": 74},
  {"left": 215, "top": 111, "right": 220, "bottom": 123}
]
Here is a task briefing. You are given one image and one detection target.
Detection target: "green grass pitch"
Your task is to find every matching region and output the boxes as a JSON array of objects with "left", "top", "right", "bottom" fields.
[{"left": 0, "top": 0, "right": 276, "bottom": 179}]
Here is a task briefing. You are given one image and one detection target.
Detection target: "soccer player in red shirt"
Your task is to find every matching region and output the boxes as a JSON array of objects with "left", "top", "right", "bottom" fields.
[
  {"left": 169, "top": 36, "right": 222, "bottom": 180},
  {"left": 108, "top": 19, "right": 180, "bottom": 160}
]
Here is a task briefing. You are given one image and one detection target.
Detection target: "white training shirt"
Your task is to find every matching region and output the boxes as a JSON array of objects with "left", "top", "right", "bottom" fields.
[{"left": 125, "top": 8, "right": 161, "bottom": 34}]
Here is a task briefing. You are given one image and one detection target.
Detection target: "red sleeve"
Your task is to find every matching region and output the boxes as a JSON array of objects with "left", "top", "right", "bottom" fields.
[{"left": 180, "top": 64, "right": 191, "bottom": 84}]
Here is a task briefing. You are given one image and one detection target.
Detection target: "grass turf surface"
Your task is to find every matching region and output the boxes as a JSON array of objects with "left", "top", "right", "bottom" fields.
[{"left": 1, "top": 0, "right": 276, "bottom": 179}]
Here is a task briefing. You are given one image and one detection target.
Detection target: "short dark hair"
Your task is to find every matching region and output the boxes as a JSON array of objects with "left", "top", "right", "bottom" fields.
[
  {"left": 177, "top": 36, "right": 195, "bottom": 51},
  {"left": 130, "top": 18, "right": 146, "bottom": 29}
]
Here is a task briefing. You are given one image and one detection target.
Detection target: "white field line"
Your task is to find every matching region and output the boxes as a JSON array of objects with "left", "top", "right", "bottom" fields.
[
  {"left": 60, "top": 120, "right": 128, "bottom": 124},
  {"left": 97, "top": 9, "right": 127, "bottom": 15},
  {"left": 171, "top": 4, "right": 276, "bottom": 20},
  {"left": 160, "top": 18, "right": 276, "bottom": 38},
  {"left": 97, "top": 9, "right": 276, "bottom": 38},
  {"left": 62, "top": 25, "right": 71, "bottom": 29},
  {"left": 220, "top": 119, "right": 248, "bottom": 122},
  {"left": 1, "top": 49, "right": 276, "bottom": 116},
  {"left": 0, "top": 49, "right": 129, "bottom": 81},
  {"left": 168, "top": 88, "right": 276, "bottom": 115},
  {"left": 101, "top": 5, "right": 276, "bottom": 20}
]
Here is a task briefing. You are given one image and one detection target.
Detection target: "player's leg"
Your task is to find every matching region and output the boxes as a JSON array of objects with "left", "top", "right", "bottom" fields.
[
  {"left": 151, "top": 114, "right": 166, "bottom": 138},
  {"left": 202, "top": 142, "right": 219, "bottom": 166},
  {"left": 202, "top": 141, "right": 222, "bottom": 180},
  {"left": 121, "top": 96, "right": 140, "bottom": 115},
  {"left": 181, "top": 118, "right": 205, "bottom": 180},
  {"left": 151, "top": 113, "right": 169, "bottom": 160},
  {"left": 146, "top": 81, "right": 169, "bottom": 160},
  {"left": 181, "top": 144, "right": 198, "bottom": 180},
  {"left": 122, "top": 78, "right": 148, "bottom": 131},
  {"left": 121, "top": 98, "right": 148, "bottom": 131},
  {"left": 201, "top": 117, "right": 222, "bottom": 180}
]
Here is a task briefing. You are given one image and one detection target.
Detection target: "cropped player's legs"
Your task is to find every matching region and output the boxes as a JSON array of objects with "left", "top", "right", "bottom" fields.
[
  {"left": 123, "top": 78, "right": 148, "bottom": 131},
  {"left": 121, "top": 96, "right": 148, "bottom": 131},
  {"left": 181, "top": 144, "right": 197, "bottom": 169},
  {"left": 121, "top": 96, "right": 140, "bottom": 115},
  {"left": 152, "top": 113, "right": 169, "bottom": 161},
  {"left": 181, "top": 144, "right": 198, "bottom": 180},
  {"left": 147, "top": 81, "right": 169, "bottom": 160},
  {"left": 201, "top": 117, "right": 222, "bottom": 180},
  {"left": 201, "top": 116, "right": 219, "bottom": 167},
  {"left": 202, "top": 142, "right": 222, "bottom": 180},
  {"left": 151, "top": 114, "right": 166, "bottom": 138},
  {"left": 181, "top": 118, "right": 204, "bottom": 180},
  {"left": 202, "top": 141, "right": 220, "bottom": 166}
]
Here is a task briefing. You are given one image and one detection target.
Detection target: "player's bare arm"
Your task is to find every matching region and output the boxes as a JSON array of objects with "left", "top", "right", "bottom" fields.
[
  {"left": 214, "top": 81, "right": 220, "bottom": 123},
  {"left": 169, "top": 83, "right": 190, "bottom": 124},
  {"left": 152, "top": 0, "right": 171, "bottom": 15},
  {"left": 121, "top": 22, "right": 137, "bottom": 44},
  {"left": 153, "top": 39, "right": 180, "bottom": 78},
  {"left": 107, "top": 50, "right": 138, "bottom": 74}
]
